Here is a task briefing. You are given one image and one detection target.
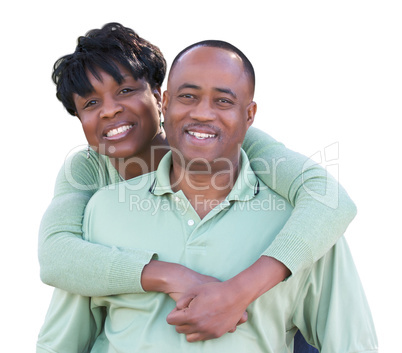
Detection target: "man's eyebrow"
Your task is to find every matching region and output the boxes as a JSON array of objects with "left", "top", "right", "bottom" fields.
[
  {"left": 177, "top": 83, "right": 201, "bottom": 91},
  {"left": 214, "top": 87, "right": 237, "bottom": 99},
  {"left": 176, "top": 83, "right": 237, "bottom": 99}
]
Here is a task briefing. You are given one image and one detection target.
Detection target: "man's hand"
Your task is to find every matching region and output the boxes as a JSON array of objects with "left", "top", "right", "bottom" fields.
[{"left": 166, "top": 281, "right": 249, "bottom": 342}]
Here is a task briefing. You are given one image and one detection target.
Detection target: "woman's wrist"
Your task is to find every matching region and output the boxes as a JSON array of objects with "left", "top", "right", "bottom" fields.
[
  {"left": 227, "top": 256, "right": 291, "bottom": 306},
  {"left": 141, "top": 260, "right": 220, "bottom": 295},
  {"left": 141, "top": 260, "right": 185, "bottom": 293}
]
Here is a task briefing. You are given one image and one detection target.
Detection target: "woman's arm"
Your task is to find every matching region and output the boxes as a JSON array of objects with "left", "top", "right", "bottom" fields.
[
  {"left": 242, "top": 126, "right": 357, "bottom": 274},
  {"left": 38, "top": 150, "right": 155, "bottom": 296},
  {"left": 165, "top": 127, "right": 357, "bottom": 340}
]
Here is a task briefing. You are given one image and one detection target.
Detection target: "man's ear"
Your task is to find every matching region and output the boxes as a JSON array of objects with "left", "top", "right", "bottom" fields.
[
  {"left": 246, "top": 101, "right": 257, "bottom": 127},
  {"left": 162, "top": 90, "right": 169, "bottom": 117}
]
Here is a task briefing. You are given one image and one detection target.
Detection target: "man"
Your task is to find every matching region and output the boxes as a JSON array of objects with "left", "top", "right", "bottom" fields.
[
  {"left": 76, "top": 41, "right": 377, "bottom": 352},
  {"left": 37, "top": 39, "right": 377, "bottom": 352}
]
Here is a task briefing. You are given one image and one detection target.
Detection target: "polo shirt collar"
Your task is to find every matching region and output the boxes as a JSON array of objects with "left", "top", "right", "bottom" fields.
[
  {"left": 227, "top": 149, "right": 260, "bottom": 201},
  {"left": 150, "top": 149, "right": 259, "bottom": 201}
]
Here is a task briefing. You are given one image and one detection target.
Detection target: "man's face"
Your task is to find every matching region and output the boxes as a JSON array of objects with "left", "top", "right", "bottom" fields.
[{"left": 162, "top": 46, "right": 256, "bottom": 169}]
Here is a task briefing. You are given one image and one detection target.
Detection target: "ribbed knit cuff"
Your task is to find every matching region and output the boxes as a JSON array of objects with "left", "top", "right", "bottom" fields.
[
  {"left": 108, "top": 248, "right": 157, "bottom": 294},
  {"left": 262, "top": 233, "right": 313, "bottom": 278}
]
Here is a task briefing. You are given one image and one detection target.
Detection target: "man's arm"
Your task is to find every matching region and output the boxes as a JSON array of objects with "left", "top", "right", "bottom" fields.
[
  {"left": 36, "top": 289, "right": 103, "bottom": 352},
  {"left": 294, "top": 237, "right": 378, "bottom": 352}
]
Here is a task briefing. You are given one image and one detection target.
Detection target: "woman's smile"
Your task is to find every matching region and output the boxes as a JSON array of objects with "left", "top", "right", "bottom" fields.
[{"left": 104, "top": 124, "right": 135, "bottom": 140}]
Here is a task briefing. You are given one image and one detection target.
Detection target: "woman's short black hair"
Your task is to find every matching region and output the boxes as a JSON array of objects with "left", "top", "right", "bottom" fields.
[{"left": 52, "top": 22, "right": 166, "bottom": 116}]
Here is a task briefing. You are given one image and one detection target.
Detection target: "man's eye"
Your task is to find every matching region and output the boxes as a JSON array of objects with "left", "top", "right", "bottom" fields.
[
  {"left": 217, "top": 98, "right": 234, "bottom": 105},
  {"left": 177, "top": 94, "right": 196, "bottom": 104},
  {"left": 179, "top": 94, "right": 194, "bottom": 99}
]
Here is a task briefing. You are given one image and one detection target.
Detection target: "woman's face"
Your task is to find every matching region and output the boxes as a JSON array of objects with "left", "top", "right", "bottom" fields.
[{"left": 73, "top": 64, "right": 162, "bottom": 160}]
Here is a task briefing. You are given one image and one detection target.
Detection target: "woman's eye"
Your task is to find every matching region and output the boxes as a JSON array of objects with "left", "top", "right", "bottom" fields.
[
  {"left": 84, "top": 100, "right": 97, "bottom": 109},
  {"left": 120, "top": 88, "right": 134, "bottom": 94}
]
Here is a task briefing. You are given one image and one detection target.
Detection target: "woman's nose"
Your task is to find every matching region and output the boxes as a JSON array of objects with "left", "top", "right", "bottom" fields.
[{"left": 100, "top": 96, "right": 123, "bottom": 119}]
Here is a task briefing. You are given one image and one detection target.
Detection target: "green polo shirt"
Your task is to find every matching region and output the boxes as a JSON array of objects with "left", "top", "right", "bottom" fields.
[
  {"left": 78, "top": 150, "right": 377, "bottom": 353},
  {"left": 85, "top": 150, "right": 291, "bottom": 284}
]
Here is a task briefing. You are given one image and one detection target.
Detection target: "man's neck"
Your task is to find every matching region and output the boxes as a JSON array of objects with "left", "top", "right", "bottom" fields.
[{"left": 170, "top": 157, "right": 241, "bottom": 219}]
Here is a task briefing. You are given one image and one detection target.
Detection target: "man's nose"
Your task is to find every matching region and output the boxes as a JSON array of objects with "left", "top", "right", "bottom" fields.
[{"left": 189, "top": 98, "right": 216, "bottom": 122}]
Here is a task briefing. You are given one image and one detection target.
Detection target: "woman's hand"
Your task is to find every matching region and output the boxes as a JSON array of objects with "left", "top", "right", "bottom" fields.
[
  {"left": 141, "top": 260, "right": 220, "bottom": 300},
  {"left": 165, "top": 256, "right": 290, "bottom": 342},
  {"left": 165, "top": 265, "right": 221, "bottom": 302},
  {"left": 140, "top": 260, "right": 248, "bottom": 341},
  {"left": 166, "top": 280, "right": 248, "bottom": 342}
]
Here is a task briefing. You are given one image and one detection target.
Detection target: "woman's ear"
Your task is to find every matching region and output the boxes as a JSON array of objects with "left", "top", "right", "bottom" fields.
[{"left": 153, "top": 86, "right": 162, "bottom": 112}]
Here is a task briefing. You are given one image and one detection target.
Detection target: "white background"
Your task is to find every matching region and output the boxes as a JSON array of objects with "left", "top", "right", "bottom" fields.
[{"left": 1, "top": 0, "right": 400, "bottom": 351}]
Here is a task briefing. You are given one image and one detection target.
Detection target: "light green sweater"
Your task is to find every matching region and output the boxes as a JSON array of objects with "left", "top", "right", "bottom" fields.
[
  {"left": 37, "top": 151, "right": 376, "bottom": 353},
  {"left": 38, "top": 127, "right": 356, "bottom": 296}
]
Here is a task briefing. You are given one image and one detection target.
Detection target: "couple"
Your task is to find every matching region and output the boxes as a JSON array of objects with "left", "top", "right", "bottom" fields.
[{"left": 37, "top": 23, "right": 377, "bottom": 352}]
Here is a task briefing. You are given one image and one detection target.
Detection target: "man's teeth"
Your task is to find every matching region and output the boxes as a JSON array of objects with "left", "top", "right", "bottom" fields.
[
  {"left": 188, "top": 131, "right": 216, "bottom": 139},
  {"left": 106, "top": 125, "right": 133, "bottom": 137}
]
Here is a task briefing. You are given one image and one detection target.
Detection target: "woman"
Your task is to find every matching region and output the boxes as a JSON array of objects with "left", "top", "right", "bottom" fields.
[{"left": 38, "top": 23, "right": 350, "bottom": 352}]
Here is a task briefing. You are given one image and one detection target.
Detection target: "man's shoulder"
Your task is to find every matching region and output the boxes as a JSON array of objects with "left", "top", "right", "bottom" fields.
[
  {"left": 90, "top": 171, "right": 157, "bottom": 204},
  {"left": 248, "top": 177, "right": 294, "bottom": 215}
]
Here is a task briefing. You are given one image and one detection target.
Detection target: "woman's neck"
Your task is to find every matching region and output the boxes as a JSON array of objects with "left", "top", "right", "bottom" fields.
[{"left": 110, "top": 133, "right": 170, "bottom": 180}]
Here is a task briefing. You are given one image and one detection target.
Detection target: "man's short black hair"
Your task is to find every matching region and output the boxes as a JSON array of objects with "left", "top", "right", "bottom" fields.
[
  {"left": 52, "top": 22, "right": 166, "bottom": 116},
  {"left": 170, "top": 40, "right": 255, "bottom": 95}
]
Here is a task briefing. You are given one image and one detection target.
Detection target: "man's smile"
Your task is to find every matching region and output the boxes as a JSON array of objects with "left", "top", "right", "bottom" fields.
[{"left": 187, "top": 130, "right": 217, "bottom": 140}]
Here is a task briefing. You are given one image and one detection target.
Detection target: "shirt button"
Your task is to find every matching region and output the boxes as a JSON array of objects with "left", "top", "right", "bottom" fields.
[
  {"left": 174, "top": 196, "right": 180, "bottom": 202},
  {"left": 187, "top": 219, "right": 195, "bottom": 226}
]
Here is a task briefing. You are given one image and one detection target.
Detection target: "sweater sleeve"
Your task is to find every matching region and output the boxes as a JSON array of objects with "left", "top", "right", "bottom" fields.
[
  {"left": 38, "top": 150, "right": 156, "bottom": 296},
  {"left": 242, "top": 127, "right": 357, "bottom": 275}
]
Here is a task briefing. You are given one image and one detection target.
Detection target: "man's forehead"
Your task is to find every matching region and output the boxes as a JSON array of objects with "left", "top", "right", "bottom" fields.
[
  {"left": 168, "top": 47, "right": 246, "bottom": 88},
  {"left": 174, "top": 46, "right": 241, "bottom": 70}
]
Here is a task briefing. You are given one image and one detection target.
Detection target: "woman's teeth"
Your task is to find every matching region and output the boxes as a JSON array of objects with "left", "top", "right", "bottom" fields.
[
  {"left": 106, "top": 125, "right": 133, "bottom": 137},
  {"left": 188, "top": 131, "right": 216, "bottom": 139}
]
